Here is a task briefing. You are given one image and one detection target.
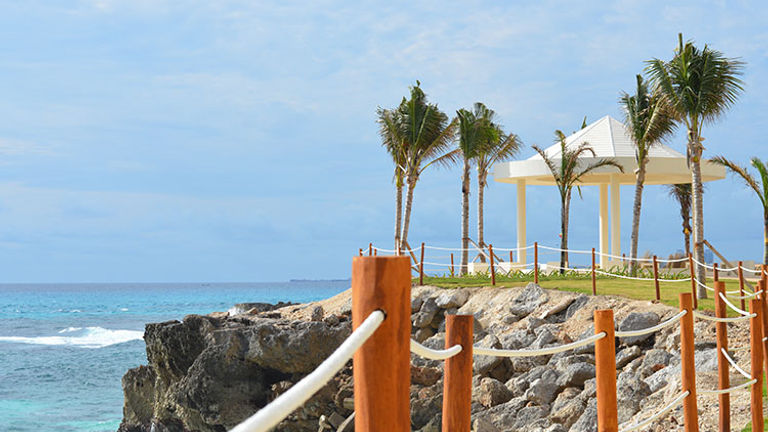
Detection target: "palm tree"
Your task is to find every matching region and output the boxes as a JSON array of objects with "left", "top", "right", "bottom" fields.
[
  {"left": 620, "top": 74, "right": 677, "bottom": 275},
  {"left": 376, "top": 108, "right": 407, "bottom": 250},
  {"left": 646, "top": 33, "right": 744, "bottom": 297},
  {"left": 475, "top": 117, "right": 521, "bottom": 261},
  {"left": 666, "top": 184, "right": 693, "bottom": 257},
  {"left": 533, "top": 131, "right": 624, "bottom": 273},
  {"left": 396, "top": 82, "right": 458, "bottom": 248},
  {"left": 711, "top": 156, "right": 768, "bottom": 265},
  {"left": 455, "top": 104, "right": 488, "bottom": 274}
]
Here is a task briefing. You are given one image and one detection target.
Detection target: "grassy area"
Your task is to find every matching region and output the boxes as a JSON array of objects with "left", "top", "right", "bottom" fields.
[{"left": 418, "top": 271, "right": 753, "bottom": 314}]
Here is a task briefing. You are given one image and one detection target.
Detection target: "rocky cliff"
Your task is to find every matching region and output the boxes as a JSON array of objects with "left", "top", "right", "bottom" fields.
[{"left": 117, "top": 284, "right": 752, "bottom": 432}]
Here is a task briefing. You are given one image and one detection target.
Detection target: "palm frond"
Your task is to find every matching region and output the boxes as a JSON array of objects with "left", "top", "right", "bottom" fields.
[{"left": 710, "top": 155, "right": 763, "bottom": 205}]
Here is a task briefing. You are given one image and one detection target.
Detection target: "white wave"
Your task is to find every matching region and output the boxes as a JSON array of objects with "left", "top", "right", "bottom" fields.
[{"left": 0, "top": 327, "right": 144, "bottom": 349}]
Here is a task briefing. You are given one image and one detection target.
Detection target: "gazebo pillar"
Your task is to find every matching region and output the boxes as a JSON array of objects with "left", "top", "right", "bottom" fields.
[
  {"left": 516, "top": 180, "right": 526, "bottom": 264},
  {"left": 610, "top": 174, "right": 621, "bottom": 265},
  {"left": 599, "top": 184, "right": 609, "bottom": 269}
]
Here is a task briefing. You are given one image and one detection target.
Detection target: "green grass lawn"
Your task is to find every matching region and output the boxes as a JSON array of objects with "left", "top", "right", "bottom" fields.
[{"left": 418, "top": 271, "right": 764, "bottom": 430}]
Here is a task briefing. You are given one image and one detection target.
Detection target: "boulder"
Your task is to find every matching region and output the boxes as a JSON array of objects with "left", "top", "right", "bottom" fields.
[
  {"left": 556, "top": 362, "right": 595, "bottom": 388},
  {"left": 435, "top": 289, "right": 470, "bottom": 309},
  {"left": 618, "top": 312, "right": 660, "bottom": 346},
  {"left": 473, "top": 417, "right": 502, "bottom": 432},
  {"left": 615, "top": 346, "right": 642, "bottom": 369},
  {"left": 565, "top": 295, "right": 589, "bottom": 319},
  {"left": 550, "top": 388, "right": 585, "bottom": 429},
  {"left": 310, "top": 305, "right": 324, "bottom": 321},
  {"left": 524, "top": 369, "right": 560, "bottom": 405},
  {"left": 474, "top": 334, "right": 505, "bottom": 376},
  {"left": 616, "top": 372, "right": 652, "bottom": 423},
  {"left": 570, "top": 398, "right": 597, "bottom": 432},
  {"left": 475, "top": 377, "right": 514, "bottom": 408}
]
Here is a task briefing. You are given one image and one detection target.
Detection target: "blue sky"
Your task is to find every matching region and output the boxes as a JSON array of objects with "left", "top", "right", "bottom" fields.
[{"left": 0, "top": 1, "right": 765, "bottom": 282}]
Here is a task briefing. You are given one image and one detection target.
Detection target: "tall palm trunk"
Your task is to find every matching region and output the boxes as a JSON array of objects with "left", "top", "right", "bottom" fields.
[
  {"left": 763, "top": 210, "right": 768, "bottom": 265},
  {"left": 689, "top": 129, "right": 707, "bottom": 299},
  {"left": 460, "top": 158, "right": 470, "bottom": 275},
  {"left": 401, "top": 177, "right": 416, "bottom": 247},
  {"left": 559, "top": 192, "right": 571, "bottom": 275},
  {"left": 629, "top": 166, "right": 646, "bottom": 276},
  {"left": 395, "top": 182, "right": 403, "bottom": 251},
  {"left": 477, "top": 174, "right": 486, "bottom": 263}
]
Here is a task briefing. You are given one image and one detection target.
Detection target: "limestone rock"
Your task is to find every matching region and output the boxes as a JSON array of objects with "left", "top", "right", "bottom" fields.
[
  {"left": 475, "top": 377, "right": 513, "bottom": 408},
  {"left": 618, "top": 312, "right": 660, "bottom": 346}
]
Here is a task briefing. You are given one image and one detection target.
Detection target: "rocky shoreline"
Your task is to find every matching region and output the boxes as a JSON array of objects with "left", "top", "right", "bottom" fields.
[{"left": 117, "top": 284, "right": 753, "bottom": 432}]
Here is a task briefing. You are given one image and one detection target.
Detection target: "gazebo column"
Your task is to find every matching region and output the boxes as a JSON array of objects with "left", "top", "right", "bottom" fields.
[
  {"left": 610, "top": 174, "right": 621, "bottom": 265},
  {"left": 599, "top": 184, "right": 609, "bottom": 269},
  {"left": 516, "top": 180, "right": 526, "bottom": 264}
]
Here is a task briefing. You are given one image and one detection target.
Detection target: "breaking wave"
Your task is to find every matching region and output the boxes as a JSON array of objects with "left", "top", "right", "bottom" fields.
[{"left": 0, "top": 326, "right": 143, "bottom": 349}]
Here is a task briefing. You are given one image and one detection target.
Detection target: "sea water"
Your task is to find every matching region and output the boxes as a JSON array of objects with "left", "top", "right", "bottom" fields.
[{"left": 0, "top": 281, "right": 349, "bottom": 432}]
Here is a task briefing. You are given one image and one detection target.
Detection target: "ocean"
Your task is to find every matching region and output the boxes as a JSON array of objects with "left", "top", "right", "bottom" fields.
[{"left": 0, "top": 281, "right": 350, "bottom": 432}]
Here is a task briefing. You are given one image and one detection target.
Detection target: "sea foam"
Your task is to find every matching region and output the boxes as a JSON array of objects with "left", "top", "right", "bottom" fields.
[{"left": 0, "top": 326, "right": 143, "bottom": 349}]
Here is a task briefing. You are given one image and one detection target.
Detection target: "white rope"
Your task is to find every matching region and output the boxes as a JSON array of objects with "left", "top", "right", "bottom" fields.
[
  {"left": 694, "top": 278, "right": 749, "bottom": 295},
  {"left": 699, "top": 379, "right": 757, "bottom": 395},
  {"left": 721, "top": 348, "right": 752, "bottom": 379},
  {"left": 410, "top": 339, "right": 462, "bottom": 360},
  {"left": 371, "top": 247, "right": 398, "bottom": 253},
  {"left": 474, "top": 332, "right": 606, "bottom": 357},
  {"left": 693, "top": 310, "right": 755, "bottom": 323},
  {"left": 618, "top": 390, "right": 689, "bottom": 432},
  {"left": 740, "top": 266, "right": 762, "bottom": 274},
  {"left": 615, "top": 311, "right": 687, "bottom": 337},
  {"left": 230, "top": 310, "right": 385, "bottom": 432},
  {"left": 659, "top": 277, "right": 692, "bottom": 283},
  {"left": 492, "top": 245, "right": 535, "bottom": 252},
  {"left": 423, "top": 245, "right": 480, "bottom": 252},
  {"left": 594, "top": 269, "right": 656, "bottom": 281},
  {"left": 726, "top": 290, "right": 760, "bottom": 300},
  {"left": 538, "top": 245, "right": 594, "bottom": 254},
  {"left": 656, "top": 256, "right": 691, "bottom": 263},
  {"left": 691, "top": 257, "right": 715, "bottom": 270},
  {"left": 719, "top": 292, "right": 752, "bottom": 316}
]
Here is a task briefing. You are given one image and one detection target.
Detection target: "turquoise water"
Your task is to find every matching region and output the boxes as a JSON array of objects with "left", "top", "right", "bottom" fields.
[{"left": 0, "top": 282, "right": 349, "bottom": 432}]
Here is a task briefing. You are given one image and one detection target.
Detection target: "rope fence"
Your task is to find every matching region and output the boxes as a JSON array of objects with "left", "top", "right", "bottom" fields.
[{"left": 231, "top": 255, "right": 768, "bottom": 432}]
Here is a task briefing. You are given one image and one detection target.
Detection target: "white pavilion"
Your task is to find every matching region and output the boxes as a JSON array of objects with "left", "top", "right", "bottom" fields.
[{"left": 492, "top": 115, "right": 726, "bottom": 269}]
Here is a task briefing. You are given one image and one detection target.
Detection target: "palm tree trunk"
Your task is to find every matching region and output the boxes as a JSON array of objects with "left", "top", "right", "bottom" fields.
[
  {"left": 560, "top": 191, "right": 571, "bottom": 275},
  {"left": 689, "top": 131, "right": 707, "bottom": 299},
  {"left": 477, "top": 173, "right": 486, "bottom": 263},
  {"left": 629, "top": 166, "right": 646, "bottom": 276},
  {"left": 395, "top": 182, "right": 403, "bottom": 251},
  {"left": 401, "top": 177, "right": 416, "bottom": 247},
  {"left": 460, "top": 158, "right": 470, "bottom": 275},
  {"left": 763, "top": 211, "right": 768, "bottom": 266}
]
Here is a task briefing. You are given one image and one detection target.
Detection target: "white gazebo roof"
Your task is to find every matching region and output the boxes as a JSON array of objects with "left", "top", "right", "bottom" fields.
[{"left": 493, "top": 115, "right": 725, "bottom": 186}]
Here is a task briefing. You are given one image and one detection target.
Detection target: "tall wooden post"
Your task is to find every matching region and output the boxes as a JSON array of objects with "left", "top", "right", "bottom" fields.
[
  {"left": 760, "top": 280, "right": 768, "bottom": 385},
  {"left": 419, "top": 242, "right": 425, "bottom": 286},
  {"left": 534, "top": 242, "right": 539, "bottom": 284},
  {"left": 591, "top": 248, "right": 597, "bottom": 296},
  {"left": 442, "top": 315, "right": 473, "bottom": 432},
  {"left": 713, "top": 281, "right": 730, "bottom": 431},
  {"left": 594, "top": 309, "right": 617, "bottom": 432},
  {"left": 359, "top": 248, "right": 363, "bottom": 257},
  {"left": 509, "top": 251, "right": 513, "bottom": 265},
  {"left": 374, "top": 249, "right": 377, "bottom": 256},
  {"left": 688, "top": 254, "right": 698, "bottom": 309},
  {"left": 352, "top": 256, "right": 411, "bottom": 432},
  {"left": 653, "top": 255, "right": 660, "bottom": 301},
  {"left": 679, "top": 292, "right": 699, "bottom": 432},
  {"left": 713, "top": 262, "right": 719, "bottom": 282},
  {"left": 489, "top": 244, "right": 496, "bottom": 286},
  {"left": 750, "top": 295, "right": 765, "bottom": 432},
  {"left": 738, "top": 261, "right": 746, "bottom": 311},
  {"left": 368, "top": 243, "right": 373, "bottom": 256},
  {"left": 450, "top": 253, "right": 455, "bottom": 278}
]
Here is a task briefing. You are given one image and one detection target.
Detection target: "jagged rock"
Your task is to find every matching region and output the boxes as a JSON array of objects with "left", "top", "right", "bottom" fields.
[
  {"left": 411, "top": 365, "right": 442, "bottom": 386},
  {"left": 473, "top": 417, "right": 502, "bottom": 432},
  {"left": 512, "top": 406, "right": 549, "bottom": 429},
  {"left": 475, "top": 377, "right": 514, "bottom": 408},
  {"left": 525, "top": 368, "right": 560, "bottom": 405},
  {"left": 311, "top": 305, "right": 324, "bottom": 321},
  {"left": 615, "top": 346, "right": 642, "bottom": 369},
  {"left": 639, "top": 349, "right": 672, "bottom": 376},
  {"left": 565, "top": 295, "right": 589, "bottom": 319},
  {"left": 550, "top": 388, "right": 584, "bottom": 429},
  {"left": 618, "top": 312, "right": 660, "bottom": 346},
  {"left": 644, "top": 364, "right": 679, "bottom": 393},
  {"left": 556, "top": 362, "right": 595, "bottom": 388},
  {"left": 410, "top": 386, "right": 442, "bottom": 429},
  {"left": 581, "top": 378, "right": 596, "bottom": 399},
  {"left": 435, "top": 289, "right": 470, "bottom": 309},
  {"left": 532, "top": 326, "right": 558, "bottom": 348},
  {"left": 501, "top": 329, "right": 536, "bottom": 349},
  {"left": 414, "top": 327, "right": 435, "bottom": 343},
  {"left": 616, "top": 372, "right": 652, "bottom": 422},
  {"left": 550, "top": 354, "right": 595, "bottom": 371},
  {"left": 474, "top": 334, "right": 505, "bottom": 376},
  {"left": 323, "top": 314, "right": 340, "bottom": 326},
  {"left": 694, "top": 347, "right": 718, "bottom": 372},
  {"left": 570, "top": 398, "right": 597, "bottom": 432},
  {"left": 573, "top": 327, "right": 596, "bottom": 355},
  {"left": 509, "top": 283, "right": 548, "bottom": 317},
  {"left": 231, "top": 301, "right": 295, "bottom": 315}
]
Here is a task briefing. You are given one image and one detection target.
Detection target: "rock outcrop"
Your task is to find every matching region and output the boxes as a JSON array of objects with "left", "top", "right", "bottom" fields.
[{"left": 118, "top": 283, "right": 753, "bottom": 432}]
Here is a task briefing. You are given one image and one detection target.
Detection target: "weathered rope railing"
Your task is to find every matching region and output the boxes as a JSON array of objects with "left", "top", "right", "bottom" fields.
[
  {"left": 410, "top": 339, "right": 462, "bottom": 360},
  {"left": 618, "top": 390, "right": 689, "bottom": 432},
  {"left": 722, "top": 347, "right": 753, "bottom": 380},
  {"left": 719, "top": 292, "right": 753, "bottom": 316},
  {"left": 230, "top": 310, "right": 385, "bottom": 432},
  {"left": 614, "top": 310, "right": 687, "bottom": 337},
  {"left": 474, "top": 332, "right": 606, "bottom": 357},
  {"left": 700, "top": 379, "right": 757, "bottom": 395},
  {"left": 693, "top": 310, "right": 755, "bottom": 322}
]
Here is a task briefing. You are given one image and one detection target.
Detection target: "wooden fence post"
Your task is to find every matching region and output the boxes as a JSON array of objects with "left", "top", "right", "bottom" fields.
[
  {"left": 713, "top": 281, "right": 730, "bottom": 432},
  {"left": 509, "top": 251, "right": 513, "bottom": 265},
  {"left": 713, "top": 262, "right": 719, "bottom": 282},
  {"left": 450, "top": 253, "right": 455, "bottom": 278},
  {"left": 374, "top": 249, "right": 377, "bottom": 256},
  {"left": 653, "top": 255, "right": 660, "bottom": 301},
  {"left": 750, "top": 295, "right": 765, "bottom": 432},
  {"left": 534, "top": 242, "right": 539, "bottom": 284},
  {"left": 688, "top": 254, "right": 698, "bottom": 309},
  {"left": 738, "top": 261, "right": 746, "bottom": 311},
  {"left": 419, "top": 242, "right": 425, "bottom": 286},
  {"left": 368, "top": 243, "right": 372, "bottom": 256},
  {"left": 442, "top": 315, "right": 473, "bottom": 432},
  {"left": 760, "top": 280, "right": 768, "bottom": 386},
  {"left": 591, "top": 248, "right": 596, "bottom": 296},
  {"left": 359, "top": 248, "right": 363, "bottom": 257},
  {"left": 352, "top": 256, "right": 411, "bottom": 432},
  {"left": 489, "top": 244, "right": 496, "bottom": 286},
  {"left": 594, "top": 309, "right": 617, "bottom": 432},
  {"left": 679, "top": 292, "right": 699, "bottom": 432}
]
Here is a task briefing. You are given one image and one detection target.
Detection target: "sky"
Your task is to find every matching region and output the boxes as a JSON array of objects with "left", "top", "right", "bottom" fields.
[{"left": 0, "top": 0, "right": 766, "bottom": 282}]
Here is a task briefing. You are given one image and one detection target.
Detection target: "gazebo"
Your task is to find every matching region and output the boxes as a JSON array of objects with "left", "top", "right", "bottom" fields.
[{"left": 492, "top": 115, "right": 726, "bottom": 268}]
